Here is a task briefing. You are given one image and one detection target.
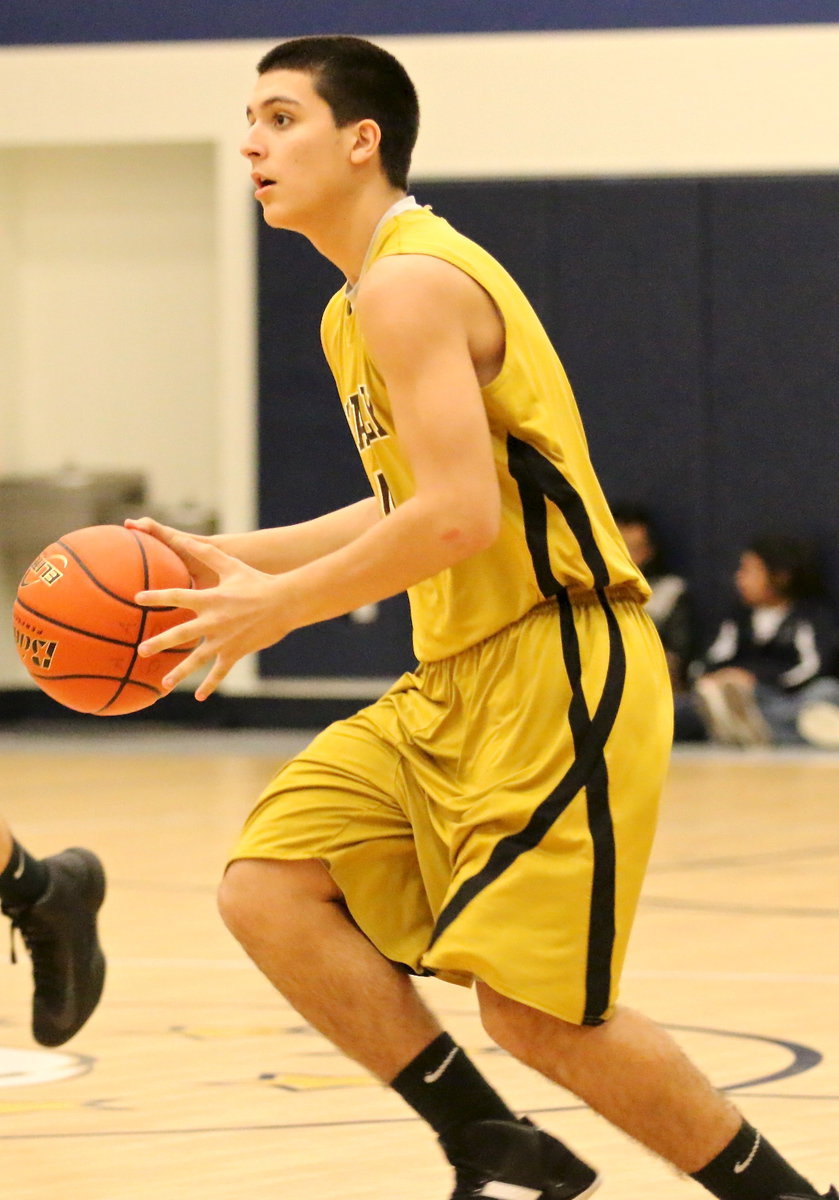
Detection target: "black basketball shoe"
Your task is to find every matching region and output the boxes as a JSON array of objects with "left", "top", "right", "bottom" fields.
[
  {"left": 2, "top": 847, "right": 106, "bottom": 1046},
  {"left": 441, "top": 1116, "right": 600, "bottom": 1200},
  {"left": 777, "top": 1190, "right": 837, "bottom": 1200}
]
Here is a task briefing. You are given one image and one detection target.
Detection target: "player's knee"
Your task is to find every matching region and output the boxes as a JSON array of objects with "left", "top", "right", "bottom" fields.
[
  {"left": 476, "top": 981, "right": 588, "bottom": 1074},
  {"left": 217, "top": 857, "right": 339, "bottom": 945},
  {"left": 477, "top": 982, "right": 528, "bottom": 1052},
  {"left": 218, "top": 860, "right": 267, "bottom": 943}
]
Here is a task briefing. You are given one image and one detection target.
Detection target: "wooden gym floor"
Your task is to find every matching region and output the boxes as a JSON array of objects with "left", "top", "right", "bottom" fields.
[{"left": 0, "top": 726, "right": 836, "bottom": 1199}]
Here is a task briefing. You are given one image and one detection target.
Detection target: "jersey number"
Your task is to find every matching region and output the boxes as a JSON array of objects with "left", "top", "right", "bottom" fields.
[{"left": 373, "top": 470, "right": 394, "bottom": 516}]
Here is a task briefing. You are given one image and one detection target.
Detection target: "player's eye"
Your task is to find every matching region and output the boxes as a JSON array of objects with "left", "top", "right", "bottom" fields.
[{"left": 273, "top": 113, "right": 291, "bottom": 128}]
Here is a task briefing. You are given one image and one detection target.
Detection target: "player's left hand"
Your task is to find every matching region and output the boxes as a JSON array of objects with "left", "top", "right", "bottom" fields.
[{"left": 134, "top": 535, "right": 290, "bottom": 701}]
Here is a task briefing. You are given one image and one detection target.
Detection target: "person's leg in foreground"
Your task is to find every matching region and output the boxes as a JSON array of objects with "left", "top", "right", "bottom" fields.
[
  {"left": 219, "top": 603, "right": 831, "bottom": 1200},
  {"left": 0, "top": 817, "right": 106, "bottom": 1046},
  {"left": 220, "top": 854, "right": 829, "bottom": 1200}
]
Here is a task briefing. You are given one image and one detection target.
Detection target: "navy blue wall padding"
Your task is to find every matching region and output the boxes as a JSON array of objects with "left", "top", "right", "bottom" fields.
[
  {"left": 257, "top": 176, "right": 839, "bottom": 679},
  {"left": 3, "top": 1, "right": 839, "bottom": 46},
  {"left": 703, "top": 178, "right": 839, "bottom": 612}
]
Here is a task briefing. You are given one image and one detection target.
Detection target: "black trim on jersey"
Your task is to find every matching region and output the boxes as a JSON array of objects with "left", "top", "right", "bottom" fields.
[
  {"left": 429, "top": 591, "right": 626, "bottom": 1025},
  {"left": 506, "top": 434, "right": 610, "bottom": 593}
]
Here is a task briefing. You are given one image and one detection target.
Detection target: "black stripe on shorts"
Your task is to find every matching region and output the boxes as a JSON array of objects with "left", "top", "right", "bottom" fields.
[
  {"left": 427, "top": 591, "right": 626, "bottom": 1024},
  {"left": 427, "top": 435, "right": 627, "bottom": 1023},
  {"left": 558, "top": 589, "right": 626, "bottom": 1024}
]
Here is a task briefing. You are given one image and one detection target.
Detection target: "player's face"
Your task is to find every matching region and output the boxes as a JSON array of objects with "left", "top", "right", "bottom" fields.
[{"left": 241, "top": 69, "right": 356, "bottom": 231}]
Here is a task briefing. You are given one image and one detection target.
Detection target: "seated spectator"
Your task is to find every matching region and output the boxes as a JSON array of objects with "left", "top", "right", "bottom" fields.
[
  {"left": 612, "top": 503, "right": 695, "bottom": 692},
  {"left": 674, "top": 534, "right": 839, "bottom": 748}
]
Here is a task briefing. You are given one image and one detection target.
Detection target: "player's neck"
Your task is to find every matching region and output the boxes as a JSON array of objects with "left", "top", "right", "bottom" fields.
[{"left": 306, "top": 184, "right": 408, "bottom": 283}]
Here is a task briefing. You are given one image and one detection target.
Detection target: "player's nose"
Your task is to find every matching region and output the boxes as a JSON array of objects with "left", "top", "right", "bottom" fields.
[{"left": 240, "top": 126, "right": 265, "bottom": 159}]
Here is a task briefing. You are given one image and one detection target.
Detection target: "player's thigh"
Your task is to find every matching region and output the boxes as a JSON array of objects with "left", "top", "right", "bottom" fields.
[
  {"left": 420, "top": 597, "right": 671, "bottom": 1024},
  {"left": 231, "top": 709, "right": 438, "bottom": 971}
]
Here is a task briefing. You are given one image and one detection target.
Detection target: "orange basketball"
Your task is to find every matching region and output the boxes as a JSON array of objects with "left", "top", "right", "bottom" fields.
[{"left": 12, "top": 524, "right": 195, "bottom": 716}]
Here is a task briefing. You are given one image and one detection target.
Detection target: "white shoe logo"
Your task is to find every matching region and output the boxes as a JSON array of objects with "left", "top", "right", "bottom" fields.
[
  {"left": 423, "top": 1046, "right": 459, "bottom": 1084},
  {"left": 12, "top": 851, "right": 25, "bottom": 880},
  {"left": 733, "top": 1132, "right": 761, "bottom": 1174},
  {"left": 480, "top": 1184, "right": 541, "bottom": 1200}
]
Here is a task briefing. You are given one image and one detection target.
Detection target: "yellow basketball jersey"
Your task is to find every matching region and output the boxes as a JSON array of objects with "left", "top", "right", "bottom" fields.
[{"left": 320, "top": 202, "right": 650, "bottom": 661}]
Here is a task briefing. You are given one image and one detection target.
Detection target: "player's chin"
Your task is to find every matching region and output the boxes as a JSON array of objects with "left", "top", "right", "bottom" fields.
[
  {"left": 260, "top": 201, "right": 299, "bottom": 232},
  {"left": 259, "top": 202, "right": 286, "bottom": 227}
]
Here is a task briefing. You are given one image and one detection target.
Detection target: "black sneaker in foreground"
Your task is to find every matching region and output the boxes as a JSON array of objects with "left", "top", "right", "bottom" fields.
[
  {"left": 776, "top": 1189, "right": 837, "bottom": 1200},
  {"left": 2, "top": 847, "right": 106, "bottom": 1047},
  {"left": 441, "top": 1116, "right": 600, "bottom": 1200}
]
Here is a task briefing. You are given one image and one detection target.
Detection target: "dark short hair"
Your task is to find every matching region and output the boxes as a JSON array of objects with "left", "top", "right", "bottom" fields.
[
  {"left": 257, "top": 35, "right": 419, "bottom": 190},
  {"left": 747, "top": 534, "right": 825, "bottom": 600},
  {"left": 611, "top": 502, "right": 666, "bottom": 575},
  {"left": 611, "top": 503, "right": 655, "bottom": 532}
]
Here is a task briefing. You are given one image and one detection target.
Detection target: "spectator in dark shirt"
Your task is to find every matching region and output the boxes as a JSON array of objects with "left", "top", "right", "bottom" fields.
[
  {"left": 674, "top": 535, "right": 839, "bottom": 748},
  {"left": 612, "top": 504, "right": 695, "bottom": 692}
]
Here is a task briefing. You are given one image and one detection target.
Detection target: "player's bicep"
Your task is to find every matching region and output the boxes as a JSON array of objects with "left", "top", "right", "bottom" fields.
[{"left": 355, "top": 259, "right": 499, "bottom": 509}]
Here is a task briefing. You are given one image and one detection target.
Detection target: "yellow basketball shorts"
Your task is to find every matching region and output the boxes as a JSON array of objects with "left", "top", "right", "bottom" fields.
[{"left": 231, "top": 594, "right": 673, "bottom": 1025}]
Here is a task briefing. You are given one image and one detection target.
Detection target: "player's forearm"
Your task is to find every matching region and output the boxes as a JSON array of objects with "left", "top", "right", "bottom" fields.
[
  {"left": 279, "top": 493, "right": 498, "bottom": 630},
  {"left": 212, "top": 498, "right": 381, "bottom": 573}
]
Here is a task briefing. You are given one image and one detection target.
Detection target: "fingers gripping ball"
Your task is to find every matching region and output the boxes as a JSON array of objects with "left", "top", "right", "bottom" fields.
[{"left": 13, "top": 524, "right": 195, "bottom": 716}]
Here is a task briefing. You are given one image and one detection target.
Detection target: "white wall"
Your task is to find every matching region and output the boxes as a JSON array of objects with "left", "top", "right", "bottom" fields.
[
  {"left": 3, "top": 27, "right": 839, "bottom": 173},
  {"left": 0, "top": 154, "right": 21, "bottom": 473},
  {"left": 1, "top": 26, "right": 838, "bottom": 691},
  {"left": 8, "top": 143, "right": 216, "bottom": 503}
]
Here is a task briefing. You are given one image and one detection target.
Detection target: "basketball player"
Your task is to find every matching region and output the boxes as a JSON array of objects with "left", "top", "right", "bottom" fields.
[
  {"left": 0, "top": 817, "right": 105, "bottom": 1045},
  {"left": 132, "top": 36, "right": 833, "bottom": 1200}
]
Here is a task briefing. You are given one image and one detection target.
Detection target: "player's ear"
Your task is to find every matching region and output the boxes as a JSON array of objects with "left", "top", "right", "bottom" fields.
[{"left": 349, "top": 118, "right": 382, "bottom": 167}]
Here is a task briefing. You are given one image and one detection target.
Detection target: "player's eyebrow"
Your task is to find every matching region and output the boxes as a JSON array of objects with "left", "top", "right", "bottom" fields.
[{"left": 245, "top": 96, "right": 303, "bottom": 119}]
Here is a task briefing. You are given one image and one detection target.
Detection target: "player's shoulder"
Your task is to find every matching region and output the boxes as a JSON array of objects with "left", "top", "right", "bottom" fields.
[
  {"left": 364, "top": 249, "right": 467, "bottom": 288},
  {"left": 357, "top": 253, "right": 481, "bottom": 325}
]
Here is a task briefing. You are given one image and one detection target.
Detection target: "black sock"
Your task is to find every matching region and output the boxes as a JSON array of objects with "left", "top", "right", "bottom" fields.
[
  {"left": 390, "top": 1032, "right": 516, "bottom": 1139},
  {"left": 0, "top": 840, "right": 49, "bottom": 907},
  {"left": 691, "top": 1120, "right": 819, "bottom": 1200}
]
